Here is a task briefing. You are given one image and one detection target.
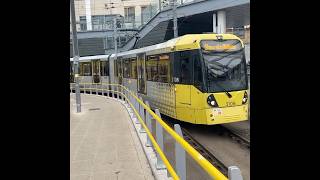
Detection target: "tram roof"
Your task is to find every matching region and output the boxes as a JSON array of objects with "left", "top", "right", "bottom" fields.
[
  {"left": 70, "top": 54, "right": 110, "bottom": 62},
  {"left": 115, "top": 33, "right": 243, "bottom": 58}
]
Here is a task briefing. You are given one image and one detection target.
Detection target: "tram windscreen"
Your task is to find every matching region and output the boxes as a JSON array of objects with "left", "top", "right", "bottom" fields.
[{"left": 201, "top": 40, "right": 247, "bottom": 92}]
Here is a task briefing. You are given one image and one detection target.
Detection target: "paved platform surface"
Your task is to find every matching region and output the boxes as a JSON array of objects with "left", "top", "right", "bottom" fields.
[{"left": 70, "top": 94, "right": 154, "bottom": 180}]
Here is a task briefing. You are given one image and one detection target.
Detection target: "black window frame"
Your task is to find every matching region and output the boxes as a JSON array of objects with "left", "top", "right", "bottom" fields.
[
  {"left": 123, "top": 58, "right": 131, "bottom": 78},
  {"left": 100, "top": 60, "right": 109, "bottom": 76},
  {"left": 130, "top": 57, "right": 137, "bottom": 79},
  {"left": 146, "top": 53, "right": 171, "bottom": 83},
  {"left": 79, "top": 62, "right": 92, "bottom": 76}
]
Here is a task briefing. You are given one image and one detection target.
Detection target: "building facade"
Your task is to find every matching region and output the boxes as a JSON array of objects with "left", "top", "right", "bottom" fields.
[{"left": 74, "top": 0, "right": 158, "bottom": 31}]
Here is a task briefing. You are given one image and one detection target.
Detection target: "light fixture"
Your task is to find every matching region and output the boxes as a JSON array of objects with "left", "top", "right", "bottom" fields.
[
  {"left": 207, "top": 94, "right": 218, "bottom": 107},
  {"left": 242, "top": 91, "right": 248, "bottom": 104}
]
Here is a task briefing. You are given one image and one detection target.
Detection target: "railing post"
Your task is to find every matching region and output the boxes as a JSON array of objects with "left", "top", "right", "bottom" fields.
[
  {"left": 120, "top": 86, "right": 122, "bottom": 100},
  {"left": 121, "top": 86, "right": 124, "bottom": 101},
  {"left": 123, "top": 86, "right": 125, "bottom": 100},
  {"left": 125, "top": 87, "right": 128, "bottom": 102},
  {"left": 90, "top": 84, "right": 92, "bottom": 94},
  {"left": 145, "top": 101, "right": 153, "bottom": 147},
  {"left": 174, "top": 124, "right": 186, "bottom": 180},
  {"left": 121, "top": 85, "right": 124, "bottom": 100},
  {"left": 111, "top": 85, "right": 113, "bottom": 98},
  {"left": 116, "top": 85, "right": 119, "bottom": 100},
  {"left": 134, "top": 95, "right": 140, "bottom": 124},
  {"left": 123, "top": 86, "right": 125, "bottom": 101},
  {"left": 228, "top": 166, "right": 243, "bottom": 180},
  {"left": 115, "top": 85, "right": 117, "bottom": 99},
  {"left": 139, "top": 96, "right": 146, "bottom": 133},
  {"left": 155, "top": 109, "right": 166, "bottom": 170},
  {"left": 96, "top": 83, "right": 98, "bottom": 94}
]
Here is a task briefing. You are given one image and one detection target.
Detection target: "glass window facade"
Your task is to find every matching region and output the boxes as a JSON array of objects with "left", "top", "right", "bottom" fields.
[{"left": 124, "top": 7, "right": 135, "bottom": 23}]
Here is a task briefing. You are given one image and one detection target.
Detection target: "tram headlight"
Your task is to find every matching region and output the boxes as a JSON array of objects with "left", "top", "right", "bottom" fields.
[
  {"left": 242, "top": 91, "right": 248, "bottom": 104},
  {"left": 207, "top": 94, "right": 218, "bottom": 107}
]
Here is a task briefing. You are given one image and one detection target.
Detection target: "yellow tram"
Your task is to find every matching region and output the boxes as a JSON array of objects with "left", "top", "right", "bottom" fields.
[
  {"left": 111, "top": 33, "right": 249, "bottom": 125},
  {"left": 71, "top": 34, "right": 249, "bottom": 125}
]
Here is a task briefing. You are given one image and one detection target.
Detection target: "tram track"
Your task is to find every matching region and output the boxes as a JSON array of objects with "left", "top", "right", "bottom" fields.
[
  {"left": 161, "top": 115, "right": 250, "bottom": 179},
  {"left": 180, "top": 127, "right": 229, "bottom": 177},
  {"left": 220, "top": 125, "right": 250, "bottom": 149},
  {"left": 161, "top": 116, "right": 231, "bottom": 177}
]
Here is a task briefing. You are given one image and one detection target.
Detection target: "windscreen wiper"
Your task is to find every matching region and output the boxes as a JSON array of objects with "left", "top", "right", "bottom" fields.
[
  {"left": 216, "top": 82, "right": 232, "bottom": 98},
  {"left": 207, "top": 74, "right": 232, "bottom": 98}
]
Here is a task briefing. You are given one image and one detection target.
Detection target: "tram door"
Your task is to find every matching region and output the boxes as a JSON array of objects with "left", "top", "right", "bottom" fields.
[
  {"left": 137, "top": 53, "right": 146, "bottom": 94},
  {"left": 92, "top": 60, "right": 101, "bottom": 83}
]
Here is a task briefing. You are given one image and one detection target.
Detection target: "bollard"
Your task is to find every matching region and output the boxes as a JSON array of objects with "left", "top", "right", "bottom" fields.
[
  {"left": 90, "top": 84, "right": 92, "bottom": 94},
  {"left": 96, "top": 84, "right": 98, "bottom": 94},
  {"left": 145, "top": 101, "right": 152, "bottom": 147},
  {"left": 155, "top": 109, "right": 166, "bottom": 170},
  {"left": 228, "top": 166, "right": 243, "bottom": 180},
  {"left": 174, "top": 124, "right": 186, "bottom": 180}
]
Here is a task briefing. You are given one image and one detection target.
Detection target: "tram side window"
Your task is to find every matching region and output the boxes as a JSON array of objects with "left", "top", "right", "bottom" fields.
[
  {"left": 158, "top": 54, "right": 171, "bottom": 83},
  {"left": 80, "top": 62, "right": 92, "bottom": 76},
  {"left": 130, "top": 58, "right": 137, "bottom": 79},
  {"left": 146, "top": 55, "right": 159, "bottom": 81},
  {"left": 123, "top": 59, "right": 131, "bottom": 78},
  {"left": 100, "top": 61, "right": 109, "bottom": 76}
]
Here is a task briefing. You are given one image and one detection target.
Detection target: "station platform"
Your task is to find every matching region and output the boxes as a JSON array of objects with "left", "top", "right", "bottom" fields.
[{"left": 70, "top": 94, "right": 154, "bottom": 180}]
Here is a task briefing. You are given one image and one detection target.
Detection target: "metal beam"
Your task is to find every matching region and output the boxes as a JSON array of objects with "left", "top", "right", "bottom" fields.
[
  {"left": 122, "top": 0, "right": 249, "bottom": 51},
  {"left": 70, "top": 0, "right": 81, "bottom": 113},
  {"left": 71, "top": 30, "right": 138, "bottom": 39}
]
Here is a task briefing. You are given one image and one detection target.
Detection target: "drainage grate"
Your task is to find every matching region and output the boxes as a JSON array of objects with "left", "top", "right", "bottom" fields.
[{"left": 89, "top": 108, "right": 100, "bottom": 111}]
